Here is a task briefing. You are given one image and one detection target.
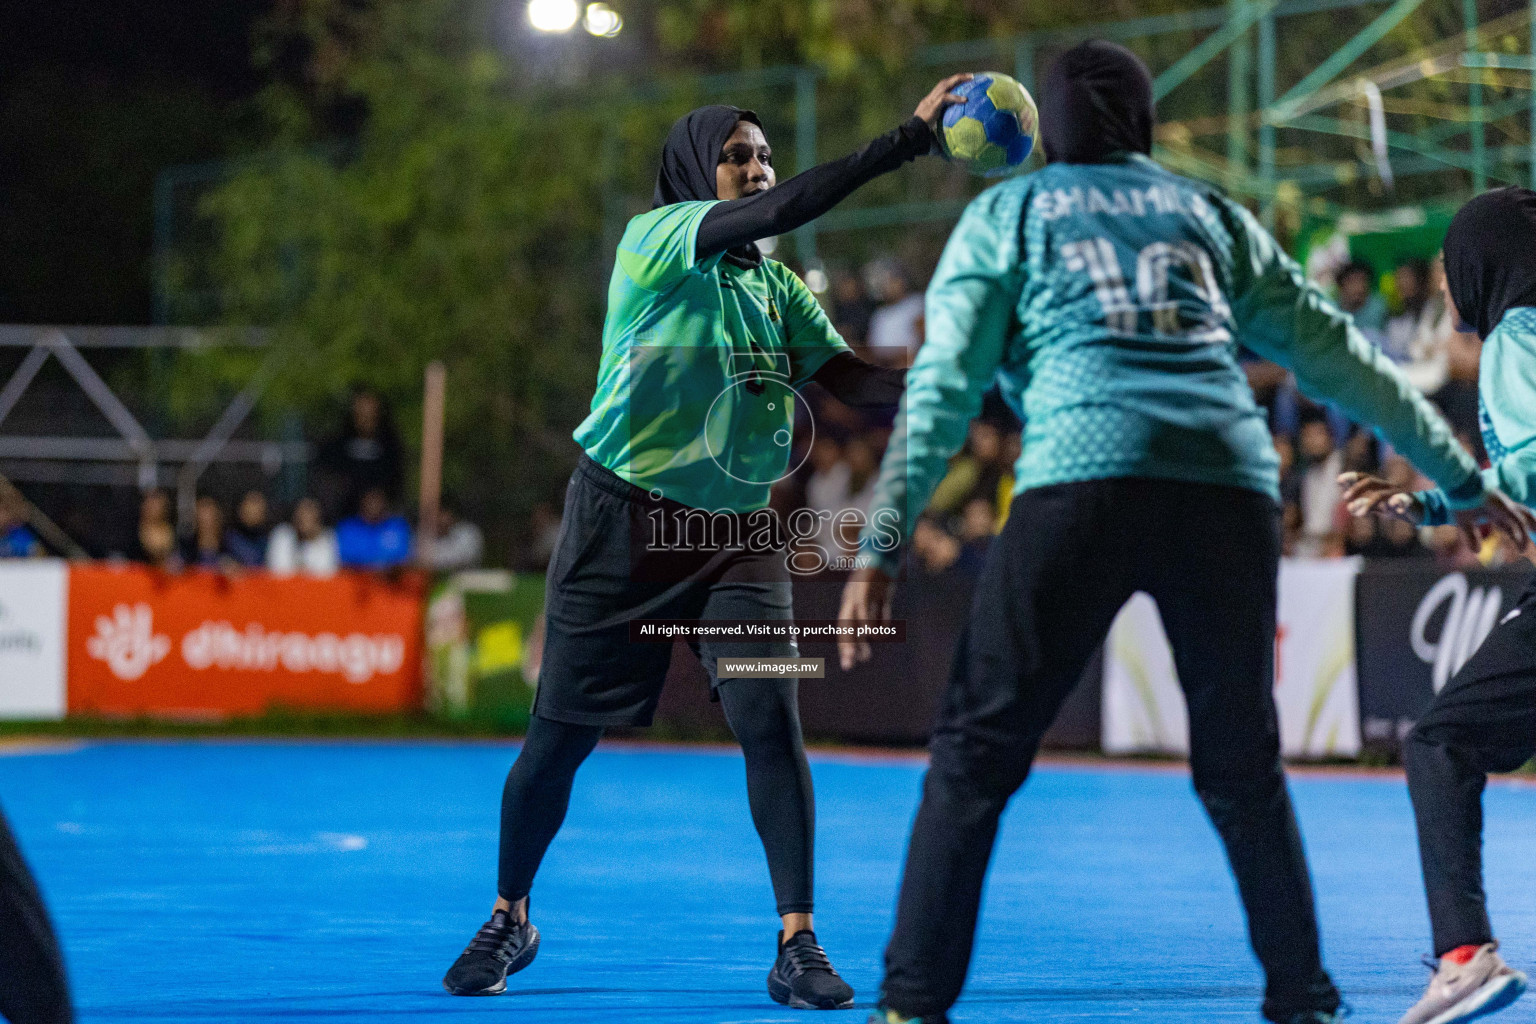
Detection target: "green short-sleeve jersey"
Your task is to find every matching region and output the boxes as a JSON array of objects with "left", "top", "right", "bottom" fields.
[{"left": 574, "top": 200, "right": 850, "bottom": 511}]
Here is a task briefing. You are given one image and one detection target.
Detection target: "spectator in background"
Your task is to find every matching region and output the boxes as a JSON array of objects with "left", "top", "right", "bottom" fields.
[
  {"left": 1426, "top": 258, "right": 1483, "bottom": 440},
  {"left": 829, "top": 269, "right": 873, "bottom": 349},
  {"left": 803, "top": 437, "right": 849, "bottom": 516},
  {"left": 336, "top": 487, "right": 412, "bottom": 569},
  {"left": 1295, "top": 417, "right": 1344, "bottom": 556},
  {"left": 133, "top": 489, "right": 180, "bottom": 570},
  {"left": 1344, "top": 504, "right": 1425, "bottom": 558},
  {"left": 267, "top": 497, "right": 339, "bottom": 577},
  {"left": 955, "top": 495, "right": 997, "bottom": 560},
  {"left": 928, "top": 421, "right": 1005, "bottom": 517},
  {"left": 315, "top": 387, "right": 405, "bottom": 520},
  {"left": 425, "top": 499, "right": 484, "bottom": 572},
  {"left": 910, "top": 516, "right": 962, "bottom": 574},
  {"left": 224, "top": 490, "right": 272, "bottom": 567},
  {"left": 0, "top": 494, "right": 40, "bottom": 558},
  {"left": 1383, "top": 257, "right": 1453, "bottom": 400},
  {"left": 864, "top": 259, "right": 924, "bottom": 365},
  {"left": 1335, "top": 259, "right": 1388, "bottom": 339},
  {"left": 835, "top": 436, "right": 881, "bottom": 552},
  {"left": 182, "top": 495, "right": 229, "bottom": 570}
]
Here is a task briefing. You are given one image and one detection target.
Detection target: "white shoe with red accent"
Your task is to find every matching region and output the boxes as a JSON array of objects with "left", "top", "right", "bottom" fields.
[{"left": 1398, "top": 942, "right": 1527, "bottom": 1024}]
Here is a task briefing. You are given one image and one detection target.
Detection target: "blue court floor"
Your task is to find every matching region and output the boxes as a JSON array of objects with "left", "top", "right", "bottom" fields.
[{"left": 3, "top": 741, "right": 1535, "bottom": 1023}]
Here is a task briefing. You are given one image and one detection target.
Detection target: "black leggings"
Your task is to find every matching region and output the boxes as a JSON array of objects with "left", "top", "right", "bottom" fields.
[
  {"left": 880, "top": 480, "right": 1337, "bottom": 1023},
  {"left": 499, "top": 678, "right": 815, "bottom": 916},
  {"left": 0, "top": 806, "right": 71, "bottom": 1024},
  {"left": 1405, "top": 573, "right": 1536, "bottom": 956}
]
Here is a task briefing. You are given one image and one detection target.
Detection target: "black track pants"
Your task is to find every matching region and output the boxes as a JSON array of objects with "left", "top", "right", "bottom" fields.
[
  {"left": 879, "top": 478, "right": 1337, "bottom": 1023},
  {"left": 500, "top": 677, "right": 815, "bottom": 916},
  {"left": 0, "top": 806, "right": 71, "bottom": 1024},
  {"left": 1405, "top": 573, "right": 1536, "bottom": 956}
]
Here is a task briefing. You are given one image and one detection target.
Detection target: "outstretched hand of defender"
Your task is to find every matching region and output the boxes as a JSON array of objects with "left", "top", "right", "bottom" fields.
[
  {"left": 837, "top": 565, "right": 895, "bottom": 671},
  {"left": 914, "top": 74, "right": 974, "bottom": 136},
  {"left": 1339, "top": 471, "right": 1534, "bottom": 553}
]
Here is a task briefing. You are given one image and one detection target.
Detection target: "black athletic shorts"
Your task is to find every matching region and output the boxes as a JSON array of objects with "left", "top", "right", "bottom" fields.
[{"left": 532, "top": 455, "right": 798, "bottom": 728}]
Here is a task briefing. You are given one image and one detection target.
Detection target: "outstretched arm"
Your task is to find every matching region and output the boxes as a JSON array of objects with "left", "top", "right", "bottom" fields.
[
  {"left": 695, "top": 75, "right": 971, "bottom": 259},
  {"left": 856, "top": 186, "right": 1023, "bottom": 575},
  {"left": 1219, "top": 198, "right": 1482, "bottom": 500}
]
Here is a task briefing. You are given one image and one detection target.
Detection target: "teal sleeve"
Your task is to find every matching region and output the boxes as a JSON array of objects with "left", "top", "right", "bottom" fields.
[
  {"left": 1478, "top": 327, "right": 1536, "bottom": 508},
  {"left": 614, "top": 201, "right": 721, "bottom": 292},
  {"left": 1219, "top": 198, "right": 1481, "bottom": 496},
  {"left": 779, "top": 268, "right": 851, "bottom": 386},
  {"left": 1415, "top": 474, "right": 1491, "bottom": 527},
  {"left": 858, "top": 188, "right": 1023, "bottom": 574}
]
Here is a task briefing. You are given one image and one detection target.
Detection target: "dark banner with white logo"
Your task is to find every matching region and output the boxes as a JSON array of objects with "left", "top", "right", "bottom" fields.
[{"left": 1355, "top": 562, "right": 1531, "bottom": 756}]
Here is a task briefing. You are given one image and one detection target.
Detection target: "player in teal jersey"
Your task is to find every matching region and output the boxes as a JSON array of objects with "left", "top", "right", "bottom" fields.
[
  {"left": 441, "top": 76, "right": 972, "bottom": 1010},
  {"left": 1342, "top": 188, "right": 1536, "bottom": 1024},
  {"left": 837, "top": 42, "right": 1527, "bottom": 1024}
]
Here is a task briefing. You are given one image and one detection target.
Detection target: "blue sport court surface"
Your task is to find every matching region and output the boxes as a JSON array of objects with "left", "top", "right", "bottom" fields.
[{"left": 4, "top": 741, "right": 1536, "bottom": 1023}]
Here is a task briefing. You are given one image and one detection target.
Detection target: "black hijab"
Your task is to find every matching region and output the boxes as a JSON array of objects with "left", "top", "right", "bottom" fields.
[
  {"left": 1443, "top": 187, "right": 1536, "bottom": 339},
  {"left": 1041, "top": 40, "right": 1155, "bottom": 164},
  {"left": 653, "top": 104, "right": 765, "bottom": 269}
]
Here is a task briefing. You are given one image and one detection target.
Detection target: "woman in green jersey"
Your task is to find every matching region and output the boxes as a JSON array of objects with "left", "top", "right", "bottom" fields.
[{"left": 442, "top": 74, "right": 970, "bottom": 1010}]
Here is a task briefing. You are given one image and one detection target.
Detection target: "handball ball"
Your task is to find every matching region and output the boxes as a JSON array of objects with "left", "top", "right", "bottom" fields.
[{"left": 940, "top": 72, "right": 1038, "bottom": 177}]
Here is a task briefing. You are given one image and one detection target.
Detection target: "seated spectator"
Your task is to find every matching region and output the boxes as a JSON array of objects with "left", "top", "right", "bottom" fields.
[
  {"left": 225, "top": 489, "right": 272, "bottom": 567},
  {"left": 181, "top": 495, "right": 229, "bottom": 570},
  {"left": 863, "top": 260, "right": 924, "bottom": 365},
  {"left": 829, "top": 269, "right": 873, "bottom": 349},
  {"left": 1281, "top": 500, "right": 1303, "bottom": 557},
  {"left": 803, "top": 437, "right": 852, "bottom": 555},
  {"left": 1295, "top": 418, "right": 1343, "bottom": 557},
  {"left": 0, "top": 493, "right": 40, "bottom": 558},
  {"left": 1335, "top": 259, "right": 1387, "bottom": 338},
  {"left": 803, "top": 437, "right": 849, "bottom": 516},
  {"left": 929, "top": 421, "right": 1005, "bottom": 517},
  {"left": 1383, "top": 257, "right": 1452, "bottom": 395},
  {"left": 336, "top": 487, "right": 412, "bottom": 569},
  {"left": 1427, "top": 259, "right": 1483, "bottom": 440},
  {"left": 1344, "top": 507, "right": 1425, "bottom": 558},
  {"left": 425, "top": 499, "right": 484, "bottom": 572},
  {"left": 134, "top": 489, "right": 180, "bottom": 570},
  {"left": 834, "top": 436, "right": 880, "bottom": 552},
  {"left": 910, "top": 517, "right": 962, "bottom": 574},
  {"left": 267, "top": 497, "right": 339, "bottom": 577}
]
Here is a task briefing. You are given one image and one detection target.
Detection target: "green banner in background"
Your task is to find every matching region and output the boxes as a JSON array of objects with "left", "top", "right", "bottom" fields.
[{"left": 426, "top": 571, "right": 546, "bottom": 729}]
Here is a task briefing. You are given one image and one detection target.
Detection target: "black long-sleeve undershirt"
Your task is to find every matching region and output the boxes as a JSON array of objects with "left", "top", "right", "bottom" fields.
[
  {"left": 810, "top": 351, "right": 905, "bottom": 411},
  {"left": 695, "top": 117, "right": 933, "bottom": 261}
]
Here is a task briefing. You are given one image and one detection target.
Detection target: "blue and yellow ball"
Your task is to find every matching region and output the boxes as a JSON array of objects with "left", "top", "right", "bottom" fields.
[{"left": 940, "top": 72, "right": 1039, "bottom": 177}]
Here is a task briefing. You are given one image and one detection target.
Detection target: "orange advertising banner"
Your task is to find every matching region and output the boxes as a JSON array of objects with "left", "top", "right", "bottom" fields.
[{"left": 67, "top": 565, "right": 425, "bottom": 716}]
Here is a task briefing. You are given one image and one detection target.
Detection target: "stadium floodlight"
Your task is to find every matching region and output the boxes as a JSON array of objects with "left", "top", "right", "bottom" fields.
[
  {"left": 527, "top": 0, "right": 579, "bottom": 33},
  {"left": 583, "top": 3, "right": 622, "bottom": 37}
]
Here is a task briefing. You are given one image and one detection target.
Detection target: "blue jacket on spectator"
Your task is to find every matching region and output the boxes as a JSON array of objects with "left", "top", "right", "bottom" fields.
[{"left": 336, "top": 514, "right": 412, "bottom": 568}]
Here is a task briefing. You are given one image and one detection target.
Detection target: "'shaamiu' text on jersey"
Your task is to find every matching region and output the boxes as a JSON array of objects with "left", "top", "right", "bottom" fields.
[
  {"left": 862, "top": 154, "right": 1481, "bottom": 571},
  {"left": 575, "top": 200, "right": 849, "bottom": 512}
]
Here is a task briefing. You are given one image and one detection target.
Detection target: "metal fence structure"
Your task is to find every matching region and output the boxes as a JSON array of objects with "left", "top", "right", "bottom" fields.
[
  {"left": 152, "top": 0, "right": 1536, "bottom": 320},
  {"left": 0, "top": 326, "right": 305, "bottom": 530}
]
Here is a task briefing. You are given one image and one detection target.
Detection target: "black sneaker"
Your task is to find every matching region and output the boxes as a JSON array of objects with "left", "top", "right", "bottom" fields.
[
  {"left": 767, "top": 929, "right": 855, "bottom": 1010},
  {"left": 442, "top": 908, "right": 540, "bottom": 996}
]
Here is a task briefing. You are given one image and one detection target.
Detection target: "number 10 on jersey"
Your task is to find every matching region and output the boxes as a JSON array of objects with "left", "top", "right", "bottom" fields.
[{"left": 1060, "top": 237, "right": 1232, "bottom": 342}]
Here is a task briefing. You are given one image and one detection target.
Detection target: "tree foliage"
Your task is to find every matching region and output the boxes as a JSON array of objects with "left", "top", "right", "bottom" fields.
[{"left": 192, "top": 0, "right": 648, "bottom": 550}]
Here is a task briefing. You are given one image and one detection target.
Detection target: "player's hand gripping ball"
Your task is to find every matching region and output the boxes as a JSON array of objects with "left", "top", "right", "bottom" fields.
[{"left": 940, "top": 72, "right": 1038, "bottom": 177}]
